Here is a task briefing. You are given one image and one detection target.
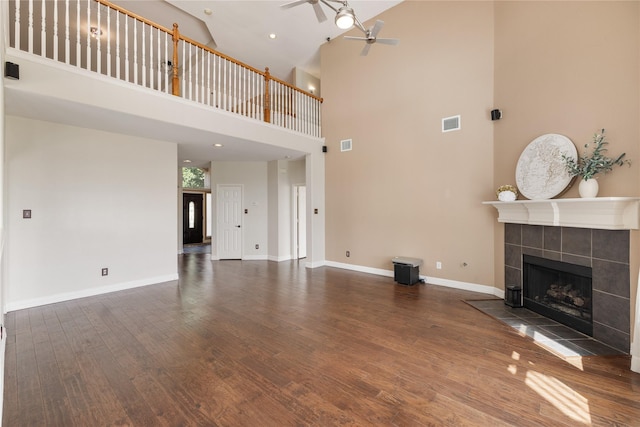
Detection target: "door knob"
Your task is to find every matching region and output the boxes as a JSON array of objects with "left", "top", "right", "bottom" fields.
[{"left": 236, "top": 225, "right": 241, "bottom": 228}]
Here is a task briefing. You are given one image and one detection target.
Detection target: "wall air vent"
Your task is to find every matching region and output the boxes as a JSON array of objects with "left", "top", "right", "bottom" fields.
[
  {"left": 341, "top": 139, "right": 353, "bottom": 152},
  {"left": 442, "top": 115, "right": 461, "bottom": 133}
]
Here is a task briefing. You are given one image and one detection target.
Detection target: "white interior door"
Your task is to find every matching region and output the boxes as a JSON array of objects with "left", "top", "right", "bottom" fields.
[
  {"left": 217, "top": 185, "right": 242, "bottom": 259},
  {"left": 296, "top": 185, "right": 307, "bottom": 259}
]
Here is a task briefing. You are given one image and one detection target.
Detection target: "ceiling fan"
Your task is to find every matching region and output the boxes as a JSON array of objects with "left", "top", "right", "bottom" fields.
[
  {"left": 280, "top": 0, "right": 327, "bottom": 23},
  {"left": 344, "top": 20, "right": 399, "bottom": 56},
  {"left": 280, "top": 0, "right": 400, "bottom": 56}
]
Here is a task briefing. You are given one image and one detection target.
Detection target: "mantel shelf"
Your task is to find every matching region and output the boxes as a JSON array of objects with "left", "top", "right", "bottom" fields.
[{"left": 482, "top": 197, "right": 640, "bottom": 230}]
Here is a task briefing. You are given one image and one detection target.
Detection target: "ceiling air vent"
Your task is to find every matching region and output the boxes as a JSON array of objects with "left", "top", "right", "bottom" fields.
[
  {"left": 442, "top": 115, "right": 461, "bottom": 133},
  {"left": 341, "top": 139, "right": 353, "bottom": 152}
]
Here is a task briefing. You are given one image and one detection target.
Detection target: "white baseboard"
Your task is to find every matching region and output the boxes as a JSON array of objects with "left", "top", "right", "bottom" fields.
[
  {"left": 325, "top": 261, "right": 501, "bottom": 298},
  {"left": 325, "top": 261, "right": 393, "bottom": 278},
  {"left": 305, "top": 260, "right": 327, "bottom": 269},
  {"left": 268, "top": 255, "right": 292, "bottom": 262},
  {"left": 5, "top": 274, "right": 179, "bottom": 312},
  {"left": 243, "top": 255, "right": 269, "bottom": 261}
]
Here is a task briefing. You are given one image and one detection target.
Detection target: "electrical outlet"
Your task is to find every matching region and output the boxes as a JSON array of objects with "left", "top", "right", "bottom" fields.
[
  {"left": 101, "top": 268, "right": 109, "bottom": 276},
  {"left": 436, "top": 261, "right": 442, "bottom": 270},
  {"left": 346, "top": 250, "right": 350, "bottom": 257},
  {"left": 255, "top": 244, "right": 259, "bottom": 249}
]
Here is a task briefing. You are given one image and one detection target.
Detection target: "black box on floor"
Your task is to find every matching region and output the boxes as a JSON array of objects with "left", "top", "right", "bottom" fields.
[
  {"left": 505, "top": 285, "right": 522, "bottom": 307},
  {"left": 392, "top": 257, "right": 423, "bottom": 285}
]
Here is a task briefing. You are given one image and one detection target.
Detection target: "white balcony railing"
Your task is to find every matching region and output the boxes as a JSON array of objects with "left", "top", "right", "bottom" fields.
[{"left": 8, "top": 0, "right": 323, "bottom": 137}]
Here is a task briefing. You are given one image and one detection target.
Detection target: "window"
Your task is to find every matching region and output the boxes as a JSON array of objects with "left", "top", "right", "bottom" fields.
[
  {"left": 188, "top": 202, "right": 195, "bottom": 229},
  {"left": 182, "top": 167, "right": 206, "bottom": 188}
]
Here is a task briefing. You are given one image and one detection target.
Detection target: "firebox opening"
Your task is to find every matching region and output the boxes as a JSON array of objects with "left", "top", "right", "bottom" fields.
[{"left": 523, "top": 255, "right": 593, "bottom": 336}]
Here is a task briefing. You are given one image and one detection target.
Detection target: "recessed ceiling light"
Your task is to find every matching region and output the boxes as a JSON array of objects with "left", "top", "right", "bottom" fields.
[
  {"left": 203, "top": 8, "right": 213, "bottom": 15},
  {"left": 183, "top": 159, "right": 192, "bottom": 163},
  {"left": 213, "top": 143, "right": 224, "bottom": 148},
  {"left": 269, "top": 33, "right": 277, "bottom": 39}
]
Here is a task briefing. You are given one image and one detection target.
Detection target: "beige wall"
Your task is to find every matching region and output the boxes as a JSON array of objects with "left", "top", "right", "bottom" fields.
[
  {"left": 321, "top": 1, "right": 496, "bottom": 285},
  {"left": 322, "top": 0, "right": 639, "bottom": 304}
]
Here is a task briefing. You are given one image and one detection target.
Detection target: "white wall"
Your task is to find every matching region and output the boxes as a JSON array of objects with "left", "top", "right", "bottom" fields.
[
  {"left": 210, "top": 161, "right": 268, "bottom": 260},
  {"left": 5, "top": 116, "right": 178, "bottom": 310}
]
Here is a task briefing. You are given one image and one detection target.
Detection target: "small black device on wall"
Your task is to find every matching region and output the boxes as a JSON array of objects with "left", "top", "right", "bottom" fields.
[
  {"left": 490, "top": 109, "right": 502, "bottom": 121},
  {"left": 5, "top": 62, "right": 19, "bottom": 80},
  {"left": 322, "top": 145, "right": 327, "bottom": 153}
]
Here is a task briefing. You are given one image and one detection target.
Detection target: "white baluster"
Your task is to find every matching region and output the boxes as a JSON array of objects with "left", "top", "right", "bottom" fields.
[
  {"left": 106, "top": 5, "right": 111, "bottom": 77},
  {"left": 141, "top": 23, "right": 146, "bottom": 87},
  {"left": 163, "top": 31, "right": 168, "bottom": 93},
  {"left": 53, "top": 0, "right": 59, "bottom": 60},
  {"left": 223, "top": 59, "right": 227, "bottom": 110},
  {"left": 217, "top": 54, "right": 221, "bottom": 107},
  {"left": 133, "top": 19, "right": 138, "bottom": 84},
  {"left": 75, "top": 0, "right": 80, "bottom": 67},
  {"left": 14, "top": 0, "right": 20, "bottom": 50},
  {"left": 194, "top": 45, "right": 199, "bottom": 102},
  {"left": 28, "top": 0, "right": 33, "bottom": 53},
  {"left": 234, "top": 63, "right": 239, "bottom": 114},
  {"left": 86, "top": 0, "right": 91, "bottom": 71},
  {"left": 181, "top": 40, "right": 186, "bottom": 97},
  {"left": 96, "top": 2, "right": 101, "bottom": 73},
  {"left": 116, "top": 12, "right": 121, "bottom": 79},
  {"left": 40, "top": 0, "right": 46, "bottom": 57},
  {"left": 149, "top": 27, "right": 155, "bottom": 90},
  {"left": 317, "top": 99, "right": 322, "bottom": 137},
  {"left": 298, "top": 90, "right": 302, "bottom": 133},
  {"left": 188, "top": 43, "right": 193, "bottom": 101},
  {"left": 64, "top": 0, "right": 70, "bottom": 64},
  {"left": 124, "top": 15, "right": 129, "bottom": 81},
  {"left": 155, "top": 28, "right": 161, "bottom": 90},
  {"left": 206, "top": 51, "right": 211, "bottom": 106}
]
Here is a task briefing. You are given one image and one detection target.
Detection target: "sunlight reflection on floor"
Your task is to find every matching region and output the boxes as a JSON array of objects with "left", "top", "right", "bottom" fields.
[{"left": 525, "top": 370, "right": 592, "bottom": 424}]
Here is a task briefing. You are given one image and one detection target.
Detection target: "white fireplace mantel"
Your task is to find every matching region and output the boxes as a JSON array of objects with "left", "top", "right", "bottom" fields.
[{"left": 482, "top": 197, "right": 640, "bottom": 230}]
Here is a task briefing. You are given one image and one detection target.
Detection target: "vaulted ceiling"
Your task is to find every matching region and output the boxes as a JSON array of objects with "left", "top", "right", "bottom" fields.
[{"left": 111, "top": 0, "right": 403, "bottom": 81}]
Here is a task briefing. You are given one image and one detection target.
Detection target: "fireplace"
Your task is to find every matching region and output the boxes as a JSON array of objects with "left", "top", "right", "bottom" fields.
[
  {"left": 504, "top": 224, "right": 630, "bottom": 353},
  {"left": 523, "top": 254, "right": 592, "bottom": 336}
]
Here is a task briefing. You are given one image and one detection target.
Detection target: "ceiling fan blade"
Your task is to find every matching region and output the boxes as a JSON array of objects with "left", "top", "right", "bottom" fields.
[
  {"left": 369, "top": 20, "right": 385, "bottom": 38},
  {"left": 375, "top": 38, "right": 400, "bottom": 46},
  {"left": 360, "top": 44, "right": 372, "bottom": 56},
  {"left": 344, "top": 36, "right": 368, "bottom": 41},
  {"left": 280, "top": 0, "right": 309, "bottom": 9},
  {"left": 312, "top": 2, "right": 327, "bottom": 22}
]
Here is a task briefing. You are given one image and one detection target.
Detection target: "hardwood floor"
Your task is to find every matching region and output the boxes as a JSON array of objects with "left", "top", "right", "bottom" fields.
[{"left": 3, "top": 254, "right": 640, "bottom": 426}]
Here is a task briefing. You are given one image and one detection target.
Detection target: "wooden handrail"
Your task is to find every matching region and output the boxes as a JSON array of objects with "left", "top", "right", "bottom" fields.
[{"left": 95, "top": 0, "right": 323, "bottom": 103}]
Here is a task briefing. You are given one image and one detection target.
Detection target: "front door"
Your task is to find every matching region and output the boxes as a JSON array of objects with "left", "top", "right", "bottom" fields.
[
  {"left": 217, "top": 185, "right": 242, "bottom": 259},
  {"left": 183, "top": 193, "right": 204, "bottom": 245}
]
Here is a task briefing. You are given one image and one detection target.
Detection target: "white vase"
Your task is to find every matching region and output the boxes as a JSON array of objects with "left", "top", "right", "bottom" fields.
[{"left": 578, "top": 178, "right": 599, "bottom": 198}]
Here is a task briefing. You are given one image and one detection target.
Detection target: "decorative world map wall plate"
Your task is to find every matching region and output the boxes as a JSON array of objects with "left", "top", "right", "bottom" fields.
[{"left": 515, "top": 134, "right": 577, "bottom": 200}]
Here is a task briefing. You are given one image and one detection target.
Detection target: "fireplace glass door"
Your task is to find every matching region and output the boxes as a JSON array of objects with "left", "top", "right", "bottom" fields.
[{"left": 522, "top": 255, "right": 593, "bottom": 336}]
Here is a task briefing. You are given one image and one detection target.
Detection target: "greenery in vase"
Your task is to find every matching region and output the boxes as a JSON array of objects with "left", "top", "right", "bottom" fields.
[{"left": 562, "top": 129, "right": 631, "bottom": 180}]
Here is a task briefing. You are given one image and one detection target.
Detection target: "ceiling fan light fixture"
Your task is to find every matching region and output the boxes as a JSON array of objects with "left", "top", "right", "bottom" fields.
[{"left": 335, "top": 6, "right": 355, "bottom": 29}]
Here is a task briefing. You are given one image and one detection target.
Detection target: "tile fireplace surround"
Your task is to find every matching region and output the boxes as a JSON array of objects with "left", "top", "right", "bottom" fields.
[{"left": 504, "top": 223, "right": 630, "bottom": 352}]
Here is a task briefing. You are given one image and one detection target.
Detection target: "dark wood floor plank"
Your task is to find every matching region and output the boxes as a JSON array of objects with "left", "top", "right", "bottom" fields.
[{"left": 4, "top": 256, "right": 640, "bottom": 426}]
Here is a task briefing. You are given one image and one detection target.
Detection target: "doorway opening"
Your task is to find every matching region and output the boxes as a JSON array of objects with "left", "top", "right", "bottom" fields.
[{"left": 293, "top": 185, "right": 307, "bottom": 259}]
